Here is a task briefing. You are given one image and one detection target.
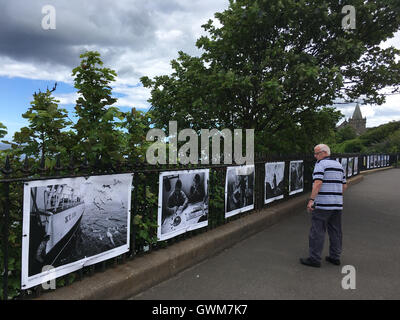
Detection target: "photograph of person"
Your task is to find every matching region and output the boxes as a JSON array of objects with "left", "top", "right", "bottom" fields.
[
  {"left": 265, "top": 162, "right": 285, "bottom": 204},
  {"left": 225, "top": 165, "right": 255, "bottom": 218},
  {"left": 158, "top": 170, "right": 209, "bottom": 241},
  {"left": 289, "top": 160, "right": 304, "bottom": 196}
]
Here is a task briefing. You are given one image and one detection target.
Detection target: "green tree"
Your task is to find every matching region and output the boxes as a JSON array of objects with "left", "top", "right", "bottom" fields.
[
  {"left": 72, "top": 51, "right": 124, "bottom": 164},
  {"left": 119, "top": 108, "right": 154, "bottom": 162},
  {"left": 13, "top": 84, "right": 71, "bottom": 157},
  {"left": 0, "top": 122, "right": 7, "bottom": 139},
  {"left": 142, "top": 0, "right": 400, "bottom": 153},
  {"left": 336, "top": 125, "right": 357, "bottom": 143}
]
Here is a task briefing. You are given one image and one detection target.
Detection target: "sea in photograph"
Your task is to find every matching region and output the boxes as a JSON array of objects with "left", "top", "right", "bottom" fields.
[{"left": 53, "top": 202, "right": 128, "bottom": 268}]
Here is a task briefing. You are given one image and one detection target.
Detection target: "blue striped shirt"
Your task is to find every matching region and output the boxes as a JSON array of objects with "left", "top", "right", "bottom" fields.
[{"left": 313, "top": 157, "right": 346, "bottom": 211}]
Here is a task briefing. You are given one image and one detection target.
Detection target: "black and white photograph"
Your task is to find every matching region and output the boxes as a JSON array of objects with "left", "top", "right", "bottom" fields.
[
  {"left": 289, "top": 160, "right": 304, "bottom": 196},
  {"left": 341, "top": 158, "right": 348, "bottom": 177},
  {"left": 348, "top": 157, "right": 354, "bottom": 177},
  {"left": 21, "top": 173, "right": 133, "bottom": 289},
  {"left": 225, "top": 165, "right": 255, "bottom": 218},
  {"left": 265, "top": 162, "right": 285, "bottom": 204},
  {"left": 158, "top": 169, "right": 209, "bottom": 241},
  {"left": 354, "top": 157, "right": 359, "bottom": 175}
]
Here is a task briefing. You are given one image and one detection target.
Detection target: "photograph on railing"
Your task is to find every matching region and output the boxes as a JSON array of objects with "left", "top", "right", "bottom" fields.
[
  {"left": 374, "top": 155, "right": 379, "bottom": 168},
  {"left": 157, "top": 170, "right": 209, "bottom": 241},
  {"left": 341, "top": 158, "right": 348, "bottom": 177},
  {"left": 289, "top": 160, "right": 304, "bottom": 196},
  {"left": 354, "top": 157, "right": 359, "bottom": 175},
  {"left": 21, "top": 173, "right": 133, "bottom": 289},
  {"left": 225, "top": 165, "right": 255, "bottom": 218},
  {"left": 348, "top": 157, "right": 354, "bottom": 178},
  {"left": 264, "top": 162, "right": 285, "bottom": 205}
]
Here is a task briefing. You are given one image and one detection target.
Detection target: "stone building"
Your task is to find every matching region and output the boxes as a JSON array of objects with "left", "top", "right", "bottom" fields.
[{"left": 337, "top": 104, "right": 367, "bottom": 135}]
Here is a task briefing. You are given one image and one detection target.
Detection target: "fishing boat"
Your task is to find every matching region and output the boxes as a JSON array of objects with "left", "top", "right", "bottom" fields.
[{"left": 30, "top": 184, "right": 85, "bottom": 269}]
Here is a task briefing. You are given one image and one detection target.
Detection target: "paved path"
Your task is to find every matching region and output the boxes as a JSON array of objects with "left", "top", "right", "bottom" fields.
[{"left": 132, "top": 169, "right": 400, "bottom": 300}]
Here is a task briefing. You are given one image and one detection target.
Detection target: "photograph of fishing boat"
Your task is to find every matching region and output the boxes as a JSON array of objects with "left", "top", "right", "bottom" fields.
[{"left": 22, "top": 173, "right": 133, "bottom": 289}]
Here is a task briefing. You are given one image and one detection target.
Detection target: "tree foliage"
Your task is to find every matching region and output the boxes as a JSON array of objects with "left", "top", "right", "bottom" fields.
[
  {"left": 331, "top": 121, "right": 400, "bottom": 153},
  {"left": 142, "top": 0, "right": 400, "bottom": 153},
  {"left": 0, "top": 122, "right": 7, "bottom": 140},
  {"left": 118, "top": 108, "right": 154, "bottom": 162},
  {"left": 12, "top": 84, "right": 71, "bottom": 157},
  {"left": 72, "top": 51, "right": 124, "bottom": 164},
  {"left": 336, "top": 125, "right": 357, "bottom": 143}
]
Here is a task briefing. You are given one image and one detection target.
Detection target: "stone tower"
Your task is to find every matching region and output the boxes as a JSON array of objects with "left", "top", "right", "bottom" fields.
[
  {"left": 337, "top": 103, "right": 367, "bottom": 136},
  {"left": 348, "top": 104, "right": 367, "bottom": 135}
]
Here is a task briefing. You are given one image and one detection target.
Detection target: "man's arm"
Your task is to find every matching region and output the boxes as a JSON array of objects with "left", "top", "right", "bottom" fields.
[
  {"left": 176, "top": 191, "right": 189, "bottom": 214},
  {"left": 310, "top": 180, "right": 323, "bottom": 199},
  {"left": 308, "top": 180, "right": 323, "bottom": 212}
]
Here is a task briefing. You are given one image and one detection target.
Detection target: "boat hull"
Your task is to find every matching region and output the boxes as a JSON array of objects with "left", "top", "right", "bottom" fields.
[{"left": 45, "top": 203, "right": 85, "bottom": 256}]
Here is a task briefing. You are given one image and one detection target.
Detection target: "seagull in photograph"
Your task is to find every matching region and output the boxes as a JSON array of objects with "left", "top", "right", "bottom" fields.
[{"left": 107, "top": 228, "right": 116, "bottom": 247}]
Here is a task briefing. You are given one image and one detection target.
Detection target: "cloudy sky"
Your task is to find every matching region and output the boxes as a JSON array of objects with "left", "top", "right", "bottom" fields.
[{"left": 0, "top": 0, "right": 399, "bottom": 140}]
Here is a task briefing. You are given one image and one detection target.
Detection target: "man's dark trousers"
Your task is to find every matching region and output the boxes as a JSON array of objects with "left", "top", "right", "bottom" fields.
[{"left": 309, "top": 209, "right": 342, "bottom": 263}]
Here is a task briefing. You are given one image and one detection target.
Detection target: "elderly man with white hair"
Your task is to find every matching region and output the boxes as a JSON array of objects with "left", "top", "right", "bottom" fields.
[{"left": 300, "top": 144, "right": 347, "bottom": 268}]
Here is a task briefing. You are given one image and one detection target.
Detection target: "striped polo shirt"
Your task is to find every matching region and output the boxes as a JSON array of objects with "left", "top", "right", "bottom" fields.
[{"left": 313, "top": 157, "right": 346, "bottom": 211}]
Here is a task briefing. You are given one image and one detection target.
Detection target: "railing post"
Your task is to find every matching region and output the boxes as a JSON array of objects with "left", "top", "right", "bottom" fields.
[{"left": 2, "top": 156, "right": 11, "bottom": 300}]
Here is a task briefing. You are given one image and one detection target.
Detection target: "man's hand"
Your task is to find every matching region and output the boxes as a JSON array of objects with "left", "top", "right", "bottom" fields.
[{"left": 307, "top": 200, "right": 315, "bottom": 213}]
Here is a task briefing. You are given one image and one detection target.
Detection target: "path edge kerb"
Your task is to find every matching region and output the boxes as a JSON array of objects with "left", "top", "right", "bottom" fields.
[{"left": 36, "top": 167, "right": 391, "bottom": 300}]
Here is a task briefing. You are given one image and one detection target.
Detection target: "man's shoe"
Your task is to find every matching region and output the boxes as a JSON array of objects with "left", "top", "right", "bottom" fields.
[
  {"left": 300, "top": 257, "right": 321, "bottom": 268},
  {"left": 325, "top": 256, "right": 341, "bottom": 266}
]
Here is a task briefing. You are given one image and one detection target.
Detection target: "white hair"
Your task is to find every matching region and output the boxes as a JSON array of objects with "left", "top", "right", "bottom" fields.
[{"left": 315, "top": 144, "right": 331, "bottom": 156}]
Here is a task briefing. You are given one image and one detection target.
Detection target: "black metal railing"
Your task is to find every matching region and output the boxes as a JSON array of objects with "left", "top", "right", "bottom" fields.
[{"left": 0, "top": 152, "right": 397, "bottom": 300}]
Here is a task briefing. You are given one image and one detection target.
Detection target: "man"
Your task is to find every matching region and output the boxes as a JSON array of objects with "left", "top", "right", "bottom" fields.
[
  {"left": 166, "top": 179, "right": 189, "bottom": 218},
  {"left": 189, "top": 174, "right": 205, "bottom": 203},
  {"left": 300, "top": 144, "right": 347, "bottom": 268}
]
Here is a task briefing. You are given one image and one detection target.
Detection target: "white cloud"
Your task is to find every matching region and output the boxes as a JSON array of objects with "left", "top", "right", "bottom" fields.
[
  {"left": 54, "top": 92, "right": 79, "bottom": 105},
  {"left": 0, "top": 56, "right": 73, "bottom": 83}
]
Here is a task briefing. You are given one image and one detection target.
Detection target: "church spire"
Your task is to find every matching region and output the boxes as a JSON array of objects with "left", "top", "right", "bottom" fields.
[{"left": 352, "top": 103, "right": 363, "bottom": 120}]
